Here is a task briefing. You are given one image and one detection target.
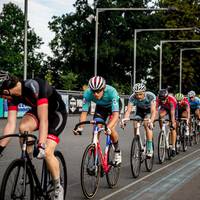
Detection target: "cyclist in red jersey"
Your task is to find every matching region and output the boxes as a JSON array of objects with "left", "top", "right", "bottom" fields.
[
  {"left": 157, "top": 89, "right": 177, "bottom": 157},
  {"left": 175, "top": 93, "right": 190, "bottom": 136},
  {"left": 0, "top": 71, "right": 67, "bottom": 200}
]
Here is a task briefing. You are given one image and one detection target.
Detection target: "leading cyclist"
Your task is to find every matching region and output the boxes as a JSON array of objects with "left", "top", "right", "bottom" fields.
[
  {"left": 0, "top": 71, "right": 67, "bottom": 200},
  {"left": 73, "top": 76, "right": 122, "bottom": 166},
  {"left": 120, "top": 83, "right": 157, "bottom": 158}
]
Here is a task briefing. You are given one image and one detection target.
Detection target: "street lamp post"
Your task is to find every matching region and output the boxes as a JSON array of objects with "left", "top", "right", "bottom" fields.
[
  {"left": 160, "top": 40, "right": 200, "bottom": 91},
  {"left": 134, "top": 27, "right": 194, "bottom": 86},
  {"left": 94, "top": 7, "right": 175, "bottom": 76},
  {"left": 24, "top": 0, "right": 28, "bottom": 80},
  {"left": 179, "top": 47, "right": 200, "bottom": 93}
]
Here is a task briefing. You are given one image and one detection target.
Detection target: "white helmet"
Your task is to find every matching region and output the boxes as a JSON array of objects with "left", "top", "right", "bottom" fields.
[
  {"left": 132, "top": 83, "right": 146, "bottom": 93},
  {"left": 188, "top": 90, "right": 196, "bottom": 97},
  {"left": 88, "top": 76, "right": 106, "bottom": 91}
]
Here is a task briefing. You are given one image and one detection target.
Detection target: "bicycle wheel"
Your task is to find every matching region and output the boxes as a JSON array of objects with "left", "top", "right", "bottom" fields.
[
  {"left": 0, "top": 159, "right": 34, "bottom": 200},
  {"left": 181, "top": 126, "right": 187, "bottom": 152},
  {"left": 106, "top": 144, "right": 120, "bottom": 188},
  {"left": 130, "top": 135, "right": 141, "bottom": 178},
  {"left": 157, "top": 131, "right": 166, "bottom": 164},
  {"left": 81, "top": 144, "right": 100, "bottom": 199},
  {"left": 145, "top": 141, "right": 154, "bottom": 172},
  {"left": 41, "top": 150, "right": 67, "bottom": 199}
]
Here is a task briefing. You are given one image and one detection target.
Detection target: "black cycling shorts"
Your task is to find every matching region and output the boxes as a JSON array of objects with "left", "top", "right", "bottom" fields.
[{"left": 25, "top": 108, "right": 67, "bottom": 137}]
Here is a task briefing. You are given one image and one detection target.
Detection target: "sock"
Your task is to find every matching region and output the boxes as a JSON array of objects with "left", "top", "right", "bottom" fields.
[
  {"left": 53, "top": 178, "right": 60, "bottom": 190},
  {"left": 113, "top": 141, "right": 120, "bottom": 152},
  {"left": 147, "top": 140, "right": 153, "bottom": 151}
]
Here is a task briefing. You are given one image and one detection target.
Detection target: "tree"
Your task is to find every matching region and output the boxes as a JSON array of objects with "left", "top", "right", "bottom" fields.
[{"left": 0, "top": 3, "right": 44, "bottom": 78}]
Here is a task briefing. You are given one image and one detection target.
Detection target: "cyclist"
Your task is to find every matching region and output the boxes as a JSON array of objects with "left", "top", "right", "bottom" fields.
[
  {"left": 187, "top": 90, "right": 200, "bottom": 126},
  {"left": 175, "top": 93, "right": 190, "bottom": 136},
  {"left": 0, "top": 71, "right": 67, "bottom": 200},
  {"left": 121, "top": 83, "right": 156, "bottom": 158},
  {"left": 157, "top": 89, "right": 177, "bottom": 157},
  {"left": 73, "top": 76, "right": 122, "bottom": 165}
]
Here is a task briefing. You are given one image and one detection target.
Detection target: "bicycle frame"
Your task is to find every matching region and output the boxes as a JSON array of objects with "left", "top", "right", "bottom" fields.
[{"left": 93, "top": 124, "right": 112, "bottom": 173}]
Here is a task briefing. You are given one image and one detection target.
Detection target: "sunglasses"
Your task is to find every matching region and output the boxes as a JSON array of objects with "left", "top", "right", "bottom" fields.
[
  {"left": 135, "top": 92, "right": 144, "bottom": 96},
  {"left": 190, "top": 96, "right": 195, "bottom": 99},
  {"left": 92, "top": 88, "right": 103, "bottom": 94}
]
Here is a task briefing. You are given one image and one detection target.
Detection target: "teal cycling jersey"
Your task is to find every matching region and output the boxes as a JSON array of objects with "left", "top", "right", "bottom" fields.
[
  {"left": 82, "top": 85, "right": 120, "bottom": 112},
  {"left": 188, "top": 96, "right": 200, "bottom": 110},
  {"left": 129, "top": 91, "right": 156, "bottom": 110}
]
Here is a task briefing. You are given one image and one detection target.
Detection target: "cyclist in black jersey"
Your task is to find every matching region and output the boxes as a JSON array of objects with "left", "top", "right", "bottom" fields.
[{"left": 0, "top": 71, "right": 67, "bottom": 200}]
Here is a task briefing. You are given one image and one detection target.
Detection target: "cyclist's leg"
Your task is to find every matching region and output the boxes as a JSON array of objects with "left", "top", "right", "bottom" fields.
[
  {"left": 45, "top": 110, "right": 67, "bottom": 199},
  {"left": 19, "top": 110, "right": 38, "bottom": 155},
  {"left": 181, "top": 110, "right": 189, "bottom": 135},
  {"left": 195, "top": 108, "right": 200, "bottom": 125}
]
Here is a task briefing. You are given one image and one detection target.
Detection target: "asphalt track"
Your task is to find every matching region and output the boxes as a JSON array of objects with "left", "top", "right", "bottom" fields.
[{"left": 0, "top": 115, "right": 200, "bottom": 200}]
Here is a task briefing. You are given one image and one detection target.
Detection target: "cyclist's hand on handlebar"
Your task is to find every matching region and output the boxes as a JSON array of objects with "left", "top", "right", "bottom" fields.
[
  {"left": 73, "top": 127, "right": 83, "bottom": 135},
  {"left": 104, "top": 127, "right": 112, "bottom": 135},
  {"left": 147, "top": 120, "right": 154, "bottom": 130},
  {"left": 36, "top": 143, "right": 46, "bottom": 159},
  {"left": 120, "top": 118, "right": 130, "bottom": 129}
]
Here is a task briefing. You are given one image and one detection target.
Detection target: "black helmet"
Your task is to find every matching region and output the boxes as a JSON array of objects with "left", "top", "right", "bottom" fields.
[
  {"left": 158, "top": 89, "right": 168, "bottom": 100},
  {"left": 0, "top": 71, "right": 18, "bottom": 94}
]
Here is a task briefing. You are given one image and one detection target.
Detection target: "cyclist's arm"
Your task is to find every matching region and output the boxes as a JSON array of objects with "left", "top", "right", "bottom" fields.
[
  {"left": 79, "top": 111, "right": 88, "bottom": 127},
  {"left": 124, "top": 102, "right": 133, "bottom": 119},
  {"left": 150, "top": 100, "right": 157, "bottom": 122},
  {"left": 0, "top": 110, "right": 17, "bottom": 147},
  {"left": 170, "top": 103, "right": 176, "bottom": 126},
  {"left": 37, "top": 103, "right": 48, "bottom": 144}
]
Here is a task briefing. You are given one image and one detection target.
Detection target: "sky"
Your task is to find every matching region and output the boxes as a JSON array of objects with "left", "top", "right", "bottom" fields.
[{"left": 0, "top": 0, "right": 93, "bottom": 56}]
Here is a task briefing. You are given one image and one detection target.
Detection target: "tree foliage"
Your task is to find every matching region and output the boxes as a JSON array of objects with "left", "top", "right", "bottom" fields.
[{"left": 0, "top": 3, "right": 44, "bottom": 79}]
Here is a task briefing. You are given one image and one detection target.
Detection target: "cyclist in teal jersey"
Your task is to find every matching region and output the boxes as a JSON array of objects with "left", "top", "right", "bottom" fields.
[
  {"left": 73, "top": 76, "right": 122, "bottom": 165},
  {"left": 120, "top": 83, "right": 156, "bottom": 158}
]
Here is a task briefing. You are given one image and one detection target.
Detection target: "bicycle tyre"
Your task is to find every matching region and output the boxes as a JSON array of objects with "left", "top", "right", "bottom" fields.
[
  {"left": 106, "top": 144, "right": 120, "bottom": 188},
  {"left": 0, "top": 158, "right": 34, "bottom": 200},
  {"left": 145, "top": 141, "right": 154, "bottom": 172},
  {"left": 181, "top": 125, "right": 187, "bottom": 152},
  {"left": 41, "top": 150, "right": 67, "bottom": 199},
  {"left": 166, "top": 131, "right": 172, "bottom": 160},
  {"left": 157, "top": 131, "right": 166, "bottom": 164},
  {"left": 130, "top": 135, "right": 141, "bottom": 178},
  {"left": 81, "top": 144, "right": 100, "bottom": 199}
]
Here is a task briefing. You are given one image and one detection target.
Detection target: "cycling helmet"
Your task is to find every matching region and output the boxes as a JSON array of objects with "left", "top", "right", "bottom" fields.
[
  {"left": 188, "top": 90, "right": 196, "bottom": 97},
  {"left": 158, "top": 89, "right": 168, "bottom": 100},
  {"left": 175, "top": 93, "right": 184, "bottom": 101},
  {"left": 88, "top": 76, "right": 106, "bottom": 91},
  {"left": 0, "top": 71, "right": 18, "bottom": 94},
  {"left": 132, "top": 83, "right": 146, "bottom": 93}
]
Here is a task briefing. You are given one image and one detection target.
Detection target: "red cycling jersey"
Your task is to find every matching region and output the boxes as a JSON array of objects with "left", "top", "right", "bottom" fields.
[
  {"left": 177, "top": 97, "right": 190, "bottom": 110},
  {"left": 156, "top": 95, "right": 177, "bottom": 111}
]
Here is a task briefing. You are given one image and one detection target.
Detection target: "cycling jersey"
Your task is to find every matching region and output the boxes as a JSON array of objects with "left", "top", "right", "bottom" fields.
[
  {"left": 8, "top": 78, "right": 67, "bottom": 138},
  {"left": 82, "top": 85, "right": 120, "bottom": 112},
  {"left": 156, "top": 95, "right": 177, "bottom": 111},
  {"left": 129, "top": 91, "right": 156, "bottom": 118},
  {"left": 177, "top": 97, "right": 190, "bottom": 110},
  {"left": 188, "top": 96, "right": 200, "bottom": 110}
]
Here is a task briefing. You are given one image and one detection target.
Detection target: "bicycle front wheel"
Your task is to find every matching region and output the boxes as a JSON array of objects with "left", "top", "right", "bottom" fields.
[
  {"left": 0, "top": 159, "right": 34, "bottom": 200},
  {"left": 81, "top": 144, "right": 100, "bottom": 199},
  {"left": 130, "top": 135, "right": 141, "bottom": 178},
  {"left": 145, "top": 141, "right": 154, "bottom": 172},
  {"left": 41, "top": 150, "right": 67, "bottom": 199},
  {"left": 158, "top": 131, "right": 166, "bottom": 164},
  {"left": 106, "top": 144, "right": 120, "bottom": 188}
]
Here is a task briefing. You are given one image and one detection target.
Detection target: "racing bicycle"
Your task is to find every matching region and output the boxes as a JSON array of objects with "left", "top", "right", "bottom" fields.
[
  {"left": 122, "top": 117, "right": 154, "bottom": 178},
  {"left": 0, "top": 132, "right": 67, "bottom": 200},
  {"left": 74, "top": 118, "right": 120, "bottom": 199}
]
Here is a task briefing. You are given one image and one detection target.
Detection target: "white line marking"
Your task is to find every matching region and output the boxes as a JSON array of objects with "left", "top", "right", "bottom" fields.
[{"left": 99, "top": 148, "right": 200, "bottom": 200}]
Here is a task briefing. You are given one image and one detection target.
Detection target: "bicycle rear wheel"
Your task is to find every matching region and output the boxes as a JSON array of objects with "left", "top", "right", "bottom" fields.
[
  {"left": 181, "top": 126, "right": 187, "bottom": 152},
  {"left": 41, "top": 150, "right": 67, "bottom": 199},
  {"left": 130, "top": 135, "right": 141, "bottom": 178},
  {"left": 158, "top": 131, "right": 166, "bottom": 164},
  {"left": 145, "top": 141, "right": 154, "bottom": 172},
  {"left": 0, "top": 159, "right": 34, "bottom": 200},
  {"left": 81, "top": 144, "right": 100, "bottom": 199},
  {"left": 106, "top": 144, "right": 120, "bottom": 188}
]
